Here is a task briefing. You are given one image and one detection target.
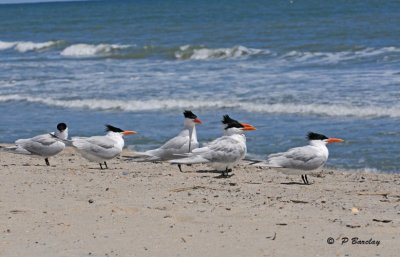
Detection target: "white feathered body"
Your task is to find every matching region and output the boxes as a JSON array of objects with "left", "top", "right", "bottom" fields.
[
  {"left": 12, "top": 129, "right": 68, "bottom": 158},
  {"left": 72, "top": 132, "right": 124, "bottom": 163},
  {"left": 257, "top": 140, "right": 329, "bottom": 175},
  {"left": 133, "top": 120, "right": 199, "bottom": 162},
  {"left": 171, "top": 133, "right": 247, "bottom": 171}
]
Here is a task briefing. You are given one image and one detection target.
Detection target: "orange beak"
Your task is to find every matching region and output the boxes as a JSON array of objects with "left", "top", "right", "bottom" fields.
[
  {"left": 241, "top": 123, "right": 256, "bottom": 131},
  {"left": 122, "top": 130, "right": 137, "bottom": 136},
  {"left": 326, "top": 137, "right": 344, "bottom": 143},
  {"left": 194, "top": 118, "right": 202, "bottom": 124}
]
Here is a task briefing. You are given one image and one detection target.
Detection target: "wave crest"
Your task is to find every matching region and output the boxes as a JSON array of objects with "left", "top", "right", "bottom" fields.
[
  {"left": 2, "top": 39, "right": 399, "bottom": 63},
  {"left": 282, "top": 47, "right": 400, "bottom": 64},
  {"left": 175, "top": 45, "right": 267, "bottom": 60},
  {"left": 60, "top": 43, "right": 130, "bottom": 57},
  {"left": 1, "top": 94, "right": 399, "bottom": 119},
  {"left": 0, "top": 40, "right": 62, "bottom": 52}
]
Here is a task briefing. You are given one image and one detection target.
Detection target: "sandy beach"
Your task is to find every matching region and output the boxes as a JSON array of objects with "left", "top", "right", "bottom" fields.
[{"left": 0, "top": 144, "right": 399, "bottom": 257}]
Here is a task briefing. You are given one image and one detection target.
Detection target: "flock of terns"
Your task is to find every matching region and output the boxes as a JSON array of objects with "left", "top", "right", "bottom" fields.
[{"left": 1, "top": 110, "right": 344, "bottom": 185}]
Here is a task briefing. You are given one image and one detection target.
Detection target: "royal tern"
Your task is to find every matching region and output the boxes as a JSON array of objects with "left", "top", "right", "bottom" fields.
[
  {"left": 72, "top": 124, "right": 137, "bottom": 169},
  {"left": 128, "top": 110, "right": 202, "bottom": 172},
  {"left": 170, "top": 115, "right": 256, "bottom": 176},
  {"left": 253, "top": 132, "right": 344, "bottom": 184},
  {"left": 2, "top": 123, "right": 68, "bottom": 166}
]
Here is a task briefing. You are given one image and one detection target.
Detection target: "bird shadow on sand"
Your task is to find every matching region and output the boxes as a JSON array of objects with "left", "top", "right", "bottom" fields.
[
  {"left": 280, "top": 181, "right": 313, "bottom": 186},
  {"left": 195, "top": 169, "right": 235, "bottom": 179},
  {"left": 195, "top": 169, "right": 221, "bottom": 174},
  {"left": 87, "top": 167, "right": 111, "bottom": 170}
]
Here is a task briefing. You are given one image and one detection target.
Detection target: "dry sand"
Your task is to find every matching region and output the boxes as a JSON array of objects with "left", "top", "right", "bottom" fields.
[{"left": 0, "top": 144, "right": 399, "bottom": 257}]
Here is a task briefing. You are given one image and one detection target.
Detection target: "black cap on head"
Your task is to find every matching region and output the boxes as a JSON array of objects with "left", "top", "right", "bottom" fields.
[
  {"left": 222, "top": 115, "right": 244, "bottom": 129},
  {"left": 57, "top": 123, "right": 67, "bottom": 132},
  {"left": 105, "top": 124, "right": 124, "bottom": 133},
  {"left": 307, "top": 132, "right": 328, "bottom": 141},
  {"left": 183, "top": 110, "right": 197, "bottom": 119}
]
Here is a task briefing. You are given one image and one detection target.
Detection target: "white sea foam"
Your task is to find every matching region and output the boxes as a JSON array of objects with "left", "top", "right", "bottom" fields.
[
  {"left": 175, "top": 45, "right": 267, "bottom": 60},
  {"left": 15, "top": 41, "right": 59, "bottom": 52},
  {"left": 1, "top": 94, "right": 399, "bottom": 119},
  {"left": 0, "top": 41, "right": 15, "bottom": 50},
  {"left": 60, "top": 43, "right": 130, "bottom": 57},
  {"left": 282, "top": 46, "right": 400, "bottom": 64},
  {"left": 0, "top": 40, "right": 60, "bottom": 52}
]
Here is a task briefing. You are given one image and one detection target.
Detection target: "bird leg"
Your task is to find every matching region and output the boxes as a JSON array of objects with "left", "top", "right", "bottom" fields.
[
  {"left": 99, "top": 163, "right": 103, "bottom": 169},
  {"left": 104, "top": 161, "right": 108, "bottom": 169},
  {"left": 222, "top": 168, "right": 232, "bottom": 177},
  {"left": 301, "top": 175, "right": 310, "bottom": 185},
  {"left": 45, "top": 158, "right": 50, "bottom": 166},
  {"left": 178, "top": 164, "right": 183, "bottom": 172},
  {"left": 301, "top": 175, "right": 307, "bottom": 184}
]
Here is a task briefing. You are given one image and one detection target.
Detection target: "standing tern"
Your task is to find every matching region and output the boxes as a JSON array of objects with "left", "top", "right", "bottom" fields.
[
  {"left": 252, "top": 132, "right": 344, "bottom": 184},
  {"left": 128, "top": 110, "right": 202, "bottom": 172},
  {"left": 72, "top": 124, "right": 137, "bottom": 169},
  {"left": 2, "top": 123, "right": 68, "bottom": 166},
  {"left": 170, "top": 115, "right": 256, "bottom": 177}
]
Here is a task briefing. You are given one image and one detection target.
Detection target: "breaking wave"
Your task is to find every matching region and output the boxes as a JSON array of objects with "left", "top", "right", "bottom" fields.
[
  {"left": 1, "top": 94, "right": 399, "bottom": 119},
  {"left": 0, "top": 40, "right": 63, "bottom": 52},
  {"left": 61, "top": 44, "right": 267, "bottom": 59},
  {"left": 175, "top": 45, "right": 267, "bottom": 60},
  {"left": 60, "top": 43, "right": 131, "bottom": 57},
  {"left": 2, "top": 38, "right": 399, "bottom": 63},
  {"left": 281, "top": 46, "right": 400, "bottom": 64}
]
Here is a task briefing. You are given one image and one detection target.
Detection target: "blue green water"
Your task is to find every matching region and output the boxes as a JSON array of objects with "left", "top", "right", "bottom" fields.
[{"left": 1, "top": 0, "right": 399, "bottom": 172}]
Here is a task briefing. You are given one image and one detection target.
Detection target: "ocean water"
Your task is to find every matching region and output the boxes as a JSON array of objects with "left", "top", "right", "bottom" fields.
[{"left": 0, "top": 0, "right": 399, "bottom": 172}]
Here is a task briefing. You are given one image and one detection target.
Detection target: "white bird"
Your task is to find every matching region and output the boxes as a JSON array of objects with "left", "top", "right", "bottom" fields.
[
  {"left": 128, "top": 110, "right": 202, "bottom": 172},
  {"left": 2, "top": 123, "right": 68, "bottom": 166},
  {"left": 71, "top": 124, "right": 137, "bottom": 169},
  {"left": 170, "top": 115, "right": 256, "bottom": 176},
  {"left": 252, "top": 132, "right": 344, "bottom": 184}
]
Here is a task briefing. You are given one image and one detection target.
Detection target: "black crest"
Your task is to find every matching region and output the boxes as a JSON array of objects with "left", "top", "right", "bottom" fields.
[
  {"left": 57, "top": 123, "right": 67, "bottom": 132},
  {"left": 307, "top": 132, "right": 328, "bottom": 141},
  {"left": 183, "top": 110, "right": 197, "bottom": 119},
  {"left": 222, "top": 115, "right": 244, "bottom": 129},
  {"left": 105, "top": 124, "right": 124, "bottom": 133}
]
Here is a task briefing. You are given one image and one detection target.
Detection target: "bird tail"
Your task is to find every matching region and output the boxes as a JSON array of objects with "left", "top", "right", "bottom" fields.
[
  {"left": 169, "top": 155, "right": 209, "bottom": 165},
  {"left": 242, "top": 158, "right": 280, "bottom": 168},
  {"left": 250, "top": 161, "right": 274, "bottom": 167},
  {"left": 124, "top": 152, "right": 161, "bottom": 162},
  {"left": 243, "top": 157, "right": 263, "bottom": 165},
  {"left": 0, "top": 145, "right": 31, "bottom": 155}
]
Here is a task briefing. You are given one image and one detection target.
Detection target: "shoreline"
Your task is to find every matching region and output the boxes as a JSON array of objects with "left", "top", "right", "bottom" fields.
[{"left": 1, "top": 145, "right": 399, "bottom": 256}]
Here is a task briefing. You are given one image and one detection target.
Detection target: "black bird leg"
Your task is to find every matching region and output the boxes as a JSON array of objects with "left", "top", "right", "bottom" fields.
[
  {"left": 99, "top": 163, "right": 103, "bottom": 169},
  {"left": 301, "top": 174, "right": 310, "bottom": 185},
  {"left": 104, "top": 161, "right": 108, "bottom": 169},
  {"left": 301, "top": 175, "right": 307, "bottom": 184},
  {"left": 178, "top": 164, "right": 183, "bottom": 172},
  {"left": 222, "top": 168, "right": 232, "bottom": 177},
  {"left": 45, "top": 158, "right": 50, "bottom": 166}
]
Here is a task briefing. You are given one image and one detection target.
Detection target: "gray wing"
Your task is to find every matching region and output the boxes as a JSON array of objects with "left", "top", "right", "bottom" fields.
[
  {"left": 159, "top": 134, "right": 190, "bottom": 151},
  {"left": 86, "top": 136, "right": 116, "bottom": 149},
  {"left": 72, "top": 136, "right": 116, "bottom": 152},
  {"left": 15, "top": 134, "right": 65, "bottom": 157},
  {"left": 267, "top": 146, "right": 326, "bottom": 170},
  {"left": 145, "top": 132, "right": 198, "bottom": 161},
  {"left": 193, "top": 136, "right": 246, "bottom": 163}
]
